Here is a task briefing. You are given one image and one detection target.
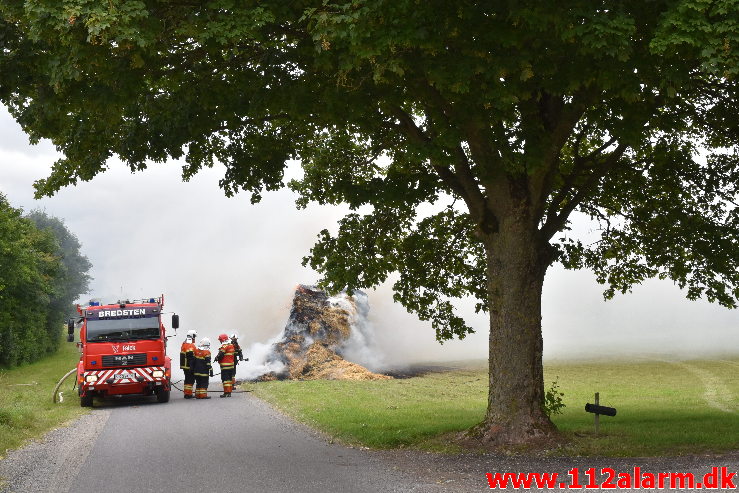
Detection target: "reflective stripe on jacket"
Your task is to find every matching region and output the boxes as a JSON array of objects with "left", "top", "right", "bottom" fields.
[
  {"left": 180, "top": 341, "right": 196, "bottom": 369},
  {"left": 215, "top": 343, "right": 235, "bottom": 369},
  {"left": 192, "top": 348, "right": 212, "bottom": 377}
]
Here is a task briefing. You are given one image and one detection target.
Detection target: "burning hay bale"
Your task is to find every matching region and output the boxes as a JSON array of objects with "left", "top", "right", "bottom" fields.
[{"left": 256, "top": 285, "right": 390, "bottom": 381}]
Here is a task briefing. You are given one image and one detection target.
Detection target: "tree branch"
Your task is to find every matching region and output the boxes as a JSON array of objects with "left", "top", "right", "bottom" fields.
[
  {"left": 385, "top": 102, "right": 496, "bottom": 234},
  {"left": 384, "top": 103, "right": 466, "bottom": 194},
  {"left": 540, "top": 143, "right": 628, "bottom": 241},
  {"left": 418, "top": 83, "right": 500, "bottom": 233},
  {"left": 528, "top": 92, "right": 591, "bottom": 221},
  {"left": 544, "top": 128, "right": 613, "bottom": 227}
]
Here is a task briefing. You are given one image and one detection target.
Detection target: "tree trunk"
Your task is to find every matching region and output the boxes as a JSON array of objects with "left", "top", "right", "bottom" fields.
[{"left": 474, "top": 209, "right": 556, "bottom": 445}]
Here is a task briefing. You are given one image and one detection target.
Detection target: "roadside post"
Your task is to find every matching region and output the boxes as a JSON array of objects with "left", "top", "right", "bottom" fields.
[{"left": 585, "top": 392, "right": 617, "bottom": 435}]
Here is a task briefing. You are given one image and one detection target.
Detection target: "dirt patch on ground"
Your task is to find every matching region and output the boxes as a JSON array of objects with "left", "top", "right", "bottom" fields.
[{"left": 381, "top": 364, "right": 458, "bottom": 379}]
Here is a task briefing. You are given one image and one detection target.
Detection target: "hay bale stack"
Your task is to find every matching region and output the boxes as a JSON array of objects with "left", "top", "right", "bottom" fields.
[
  {"left": 302, "top": 343, "right": 390, "bottom": 381},
  {"left": 256, "top": 285, "right": 389, "bottom": 381}
]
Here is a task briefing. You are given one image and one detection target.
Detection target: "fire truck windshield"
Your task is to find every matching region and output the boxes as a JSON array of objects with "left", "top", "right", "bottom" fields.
[{"left": 86, "top": 317, "right": 161, "bottom": 342}]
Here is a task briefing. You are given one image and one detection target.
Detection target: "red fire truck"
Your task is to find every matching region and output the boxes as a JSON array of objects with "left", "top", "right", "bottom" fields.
[{"left": 67, "top": 296, "right": 179, "bottom": 407}]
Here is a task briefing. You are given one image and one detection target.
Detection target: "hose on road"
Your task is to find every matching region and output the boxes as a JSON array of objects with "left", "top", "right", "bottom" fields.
[
  {"left": 53, "top": 370, "right": 252, "bottom": 403},
  {"left": 170, "top": 379, "right": 252, "bottom": 394},
  {"left": 52, "top": 368, "right": 78, "bottom": 403}
]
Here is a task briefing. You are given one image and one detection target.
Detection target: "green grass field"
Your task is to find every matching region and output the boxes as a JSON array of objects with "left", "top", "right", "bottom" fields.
[
  {"left": 250, "top": 357, "right": 739, "bottom": 456},
  {"left": 0, "top": 341, "right": 84, "bottom": 458}
]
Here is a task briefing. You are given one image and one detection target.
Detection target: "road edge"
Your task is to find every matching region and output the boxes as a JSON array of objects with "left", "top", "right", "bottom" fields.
[{"left": 0, "top": 409, "right": 110, "bottom": 493}]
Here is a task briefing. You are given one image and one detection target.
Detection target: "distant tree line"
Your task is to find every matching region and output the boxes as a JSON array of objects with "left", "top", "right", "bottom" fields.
[{"left": 0, "top": 193, "right": 91, "bottom": 367}]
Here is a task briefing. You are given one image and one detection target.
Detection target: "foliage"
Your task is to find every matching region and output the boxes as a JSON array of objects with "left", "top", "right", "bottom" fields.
[
  {"left": 543, "top": 378, "right": 566, "bottom": 417},
  {"left": 26, "top": 210, "right": 92, "bottom": 356},
  {"left": 0, "top": 1, "right": 736, "bottom": 336},
  {"left": 25, "top": 211, "right": 91, "bottom": 307},
  {"left": 0, "top": 195, "right": 91, "bottom": 368},
  {"left": 0, "top": 194, "right": 59, "bottom": 366},
  {"left": 1, "top": 1, "right": 738, "bottom": 434}
]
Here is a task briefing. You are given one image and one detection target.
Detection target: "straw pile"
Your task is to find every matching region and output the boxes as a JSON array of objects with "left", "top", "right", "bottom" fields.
[{"left": 257, "top": 285, "right": 390, "bottom": 381}]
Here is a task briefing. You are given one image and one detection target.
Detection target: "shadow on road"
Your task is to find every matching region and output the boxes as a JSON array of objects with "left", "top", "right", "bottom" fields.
[{"left": 88, "top": 394, "right": 163, "bottom": 408}]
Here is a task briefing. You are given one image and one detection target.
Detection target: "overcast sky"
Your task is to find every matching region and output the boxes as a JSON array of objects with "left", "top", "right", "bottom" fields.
[{"left": 1, "top": 106, "right": 737, "bottom": 366}]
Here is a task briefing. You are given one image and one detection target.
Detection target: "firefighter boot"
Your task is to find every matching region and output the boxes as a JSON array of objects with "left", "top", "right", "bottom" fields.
[
  {"left": 184, "top": 394, "right": 193, "bottom": 399},
  {"left": 220, "top": 392, "right": 230, "bottom": 398}
]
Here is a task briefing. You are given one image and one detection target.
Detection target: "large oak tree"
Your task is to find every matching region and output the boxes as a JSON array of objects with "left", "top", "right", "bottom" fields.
[{"left": 1, "top": 1, "right": 737, "bottom": 443}]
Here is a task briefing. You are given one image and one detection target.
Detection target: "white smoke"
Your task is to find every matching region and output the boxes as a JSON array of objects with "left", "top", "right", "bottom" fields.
[
  {"left": 235, "top": 289, "right": 386, "bottom": 380},
  {"left": 329, "top": 291, "right": 386, "bottom": 371},
  {"left": 239, "top": 332, "right": 287, "bottom": 381}
]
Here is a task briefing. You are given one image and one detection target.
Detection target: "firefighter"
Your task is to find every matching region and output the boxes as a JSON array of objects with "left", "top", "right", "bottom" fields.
[
  {"left": 231, "top": 333, "right": 244, "bottom": 362},
  {"left": 192, "top": 337, "right": 213, "bottom": 399},
  {"left": 230, "top": 333, "right": 245, "bottom": 390},
  {"left": 214, "top": 333, "right": 235, "bottom": 397},
  {"left": 180, "top": 330, "right": 197, "bottom": 399}
]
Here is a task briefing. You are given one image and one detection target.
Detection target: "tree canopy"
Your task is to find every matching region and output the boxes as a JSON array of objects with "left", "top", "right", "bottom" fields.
[
  {"left": 0, "top": 196, "right": 91, "bottom": 367},
  {"left": 27, "top": 209, "right": 93, "bottom": 345},
  {"left": 1, "top": 0, "right": 737, "bottom": 442}
]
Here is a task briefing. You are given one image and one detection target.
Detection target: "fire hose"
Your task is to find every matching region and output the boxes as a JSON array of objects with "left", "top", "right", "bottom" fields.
[
  {"left": 170, "top": 378, "right": 252, "bottom": 393},
  {"left": 171, "top": 357, "right": 253, "bottom": 393},
  {"left": 52, "top": 368, "right": 78, "bottom": 403},
  {"left": 52, "top": 369, "right": 252, "bottom": 402}
]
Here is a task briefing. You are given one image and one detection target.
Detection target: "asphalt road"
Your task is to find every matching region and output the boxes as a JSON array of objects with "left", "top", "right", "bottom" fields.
[{"left": 65, "top": 385, "right": 440, "bottom": 493}]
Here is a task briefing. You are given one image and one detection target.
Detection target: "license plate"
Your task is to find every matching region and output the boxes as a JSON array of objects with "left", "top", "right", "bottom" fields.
[{"left": 114, "top": 372, "right": 136, "bottom": 380}]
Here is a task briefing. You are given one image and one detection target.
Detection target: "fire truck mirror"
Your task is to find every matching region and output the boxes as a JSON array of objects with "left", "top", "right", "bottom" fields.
[
  {"left": 172, "top": 314, "right": 180, "bottom": 329},
  {"left": 67, "top": 318, "right": 75, "bottom": 333}
]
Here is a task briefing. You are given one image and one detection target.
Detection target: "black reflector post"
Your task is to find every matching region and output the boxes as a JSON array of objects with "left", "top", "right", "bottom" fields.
[
  {"left": 585, "top": 392, "right": 617, "bottom": 435},
  {"left": 585, "top": 403, "right": 617, "bottom": 417}
]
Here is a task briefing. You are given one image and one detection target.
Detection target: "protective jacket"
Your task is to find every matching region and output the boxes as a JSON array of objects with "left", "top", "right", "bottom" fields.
[
  {"left": 192, "top": 348, "right": 212, "bottom": 377},
  {"left": 215, "top": 343, "right": 235, "bottom": 370},
  {"left": 179, "top": 341, "right": 196, "bottom": 370}
]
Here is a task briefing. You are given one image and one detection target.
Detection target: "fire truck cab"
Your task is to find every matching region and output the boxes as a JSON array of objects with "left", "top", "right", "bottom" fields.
[{"left": 68, "top": 296, "right": 178, "bottom": 407}]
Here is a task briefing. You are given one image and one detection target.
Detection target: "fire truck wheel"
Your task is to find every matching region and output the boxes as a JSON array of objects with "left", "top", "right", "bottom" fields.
[
  {"left": 80, "top": 395, "right": 93, "bottom": 407},
  {"left": 155, "top": 388, "right": 170, "bottom": 403}
]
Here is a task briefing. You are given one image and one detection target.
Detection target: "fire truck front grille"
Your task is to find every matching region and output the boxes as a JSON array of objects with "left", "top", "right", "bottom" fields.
[{"left": 102, "top": 353, "right": 147, "bottom": 367}]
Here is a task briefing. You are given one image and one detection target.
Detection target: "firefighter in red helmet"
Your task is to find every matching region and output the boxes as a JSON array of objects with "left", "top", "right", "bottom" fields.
[
  {"left": 214, "top": 333, "right": 235, "bottom": 397},
  {"left": 193, "top": 338, "right": 213, "bottom": 399},
  {"left": 180, "top": 330, "right": 197, "bottom": 399}
]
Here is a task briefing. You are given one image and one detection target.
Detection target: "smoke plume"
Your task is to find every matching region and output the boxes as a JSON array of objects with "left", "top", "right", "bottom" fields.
[{"left": 239, "top": 285, "right": 388, "bottom": 381}]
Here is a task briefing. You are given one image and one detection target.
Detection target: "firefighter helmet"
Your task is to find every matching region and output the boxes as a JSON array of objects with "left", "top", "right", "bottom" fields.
[
  {"left": 218, "top": 333, "right": 229, "bottom": 343},
  {"left": 199, "top": 337, "right": 211, "bottom": 349},
  {"left": 186, "top": 330, "right": 197, "bottom": 340}
]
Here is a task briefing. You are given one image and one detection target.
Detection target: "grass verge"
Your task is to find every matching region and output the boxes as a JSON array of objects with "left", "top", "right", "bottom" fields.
[
  {"left": 0, "top": 340, "right": 84, "bottom": 459},
  {"left": 249, "top": 357, "right": 739, "bottom": 456}
]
